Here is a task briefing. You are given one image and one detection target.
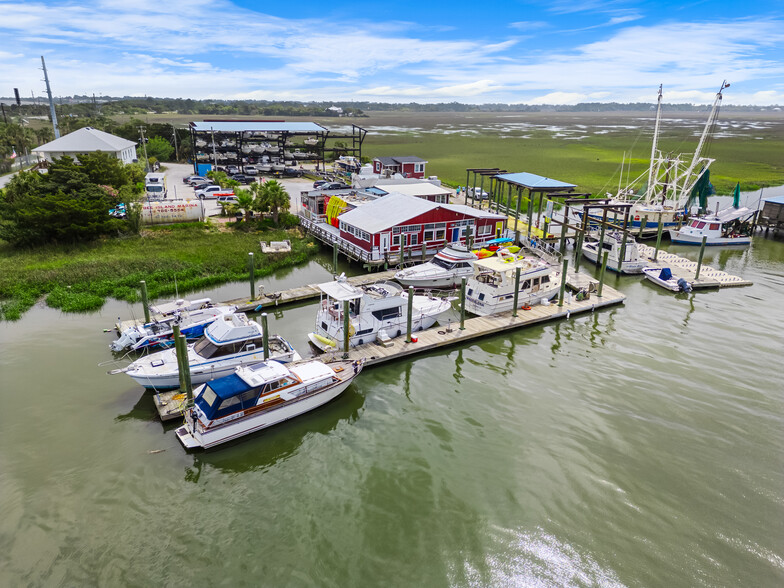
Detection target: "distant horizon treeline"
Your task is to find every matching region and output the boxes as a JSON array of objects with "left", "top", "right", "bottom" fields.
[{"left": 1, "top": 96, "right": 780, "bottom": 116}]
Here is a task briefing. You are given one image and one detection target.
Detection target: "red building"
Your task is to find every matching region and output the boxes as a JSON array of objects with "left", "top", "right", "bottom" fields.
[
  {"left": 372, "top": 156, "right": 428, "bottom": 179},
  {"left": 300, "top": 191, "right": 506, "bottom": 265}
]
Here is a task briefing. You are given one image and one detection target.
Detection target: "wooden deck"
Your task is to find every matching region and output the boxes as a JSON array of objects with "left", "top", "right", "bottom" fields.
[
  {"left": 153, "top": 281, "right": 624, "bottom": 421},
  {"left": 636, "top": 244, "right": 752, "bottom": 288}
]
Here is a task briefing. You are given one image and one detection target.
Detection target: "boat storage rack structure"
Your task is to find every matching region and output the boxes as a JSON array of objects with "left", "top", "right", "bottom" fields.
[{"left": 189, "top": 120, "right": 367, "bottom": 174}]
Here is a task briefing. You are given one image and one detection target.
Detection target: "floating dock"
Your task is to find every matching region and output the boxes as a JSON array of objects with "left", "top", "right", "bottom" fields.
[
  {"left": 636, "top": 244, "right": 752, "bottom": 288},
  {"left": 153, "top": 275, "right": 623, "bottom": 421}
]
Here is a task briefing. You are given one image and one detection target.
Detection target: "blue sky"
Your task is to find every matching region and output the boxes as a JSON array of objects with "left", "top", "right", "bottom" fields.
[{"left": 1, "top": 0, "right": 783, "bottom": 104}]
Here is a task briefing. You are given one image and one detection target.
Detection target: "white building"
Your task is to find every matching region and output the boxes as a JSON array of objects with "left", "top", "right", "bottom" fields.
[{"left": 33, "top": 127, "right": 138, "bottom": 165}]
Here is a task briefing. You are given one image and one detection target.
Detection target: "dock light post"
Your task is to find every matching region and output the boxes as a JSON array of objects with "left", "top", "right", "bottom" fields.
[
  {"left": 248, "top": 253, "right": 255, "bottom": 299},
  {"left": 406, "top": 286, "right": 414, "bottom": 343},
  {"left": 342, "top": 300, "right": 350, "bottom": 358},
  {"left": 261, "top": 313, "right": 269, "bottom": 360},
  {"left": 695, "top": 236, "right": 708, "bottom": 280},
  {"left": 558, "top": 258, "right": 569, "bottom": 307},
  {"left": 512, "top": 267, "right": 521, "bottom": 318},
  {"left": 618, "top": 232, "right": 629, "bottom": 273},
  {"left": 459, "top": 277, "right": 467, "bottom": 330},
  {"left": 638, "top": 216, "right": 648, "bottom": 239},
  {"left": 598, "top": 251, "right": 609, "bottom": 297},
  {"left": 139, "top": 280, "right": 150, "bottom": 323},
  {"left": 653, "top": 213, "right": 664, "bottom": 261}
]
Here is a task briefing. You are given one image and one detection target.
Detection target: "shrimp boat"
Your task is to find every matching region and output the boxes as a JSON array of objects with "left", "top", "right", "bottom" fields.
[
  {"left": 110, "top": 304, "right": 236, "bottom": 352},
  {"left": 581, "top": 231, "right": 647, "bottom": 274},
  {"left": 307, "top": 276, "right": 453, "bottom": 352},
  {"left": 111, "top": 313, "right": 300, "bottom": 390},
  {"left": 669, "top": 206, "right": 755, "bottom": 246},
  {"left": 465, "top": 252, "right": 559, "bottom": 316},
  {"left": 175, "top": 358, "right": 364, "bottom": 449},
  {"left": 394, "top": 244, "right": 477, "bottom": 288},
  {"left": 582, "top": 82, "right": 730, "bottom": 236}
]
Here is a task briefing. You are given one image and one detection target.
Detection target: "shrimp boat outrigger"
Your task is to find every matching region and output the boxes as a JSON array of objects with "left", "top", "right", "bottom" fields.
[{"left": 582, "top": 82, "right": 730, "bottom": 237}]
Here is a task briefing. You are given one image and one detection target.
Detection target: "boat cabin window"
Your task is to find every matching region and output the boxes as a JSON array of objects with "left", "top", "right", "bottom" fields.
[
  {"left": 199, "top": 386, "right": 218, "bottom": 407},
  {"left": 696, "top": 221, "right": 706, "bottom": 229},
  {"left": 432, "top": 257, "right": 454, "bottom": 270},
  {"left": 602, "top": 242, "right": 613, "bottom": 251},
  {"left": 264, "top": 377, "right": 296, "bottom": 394},
  {"left": 194, "top": 336, "right": 264, "bottom": 358},
  {"left": 541, "top": 275, "right": 550, "bottom": 284},
  {"left": 690, "top": 220, "right": 700, "bottom": 228},
  {"left": 710, "top": 223, "right": 720, "bottom": 230},
  {"left": 521, "top": 280, "right": 531, "bottom": 290},
  {"left": 372, "top": 307, "right": 402, "bottom": 321}
]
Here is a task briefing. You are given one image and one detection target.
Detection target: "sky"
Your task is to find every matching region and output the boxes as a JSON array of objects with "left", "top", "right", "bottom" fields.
[{"left": 1, "top": 0, "right": 783, "bottom": 105}]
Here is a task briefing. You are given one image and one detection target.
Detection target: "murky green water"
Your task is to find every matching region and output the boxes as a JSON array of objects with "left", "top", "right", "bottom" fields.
[{"left": 2, "top": 235, "right": 783, "bottom": 587}]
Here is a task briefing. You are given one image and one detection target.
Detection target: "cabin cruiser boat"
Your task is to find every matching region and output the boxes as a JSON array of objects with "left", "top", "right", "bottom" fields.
[
  {"left": 465, "top": 253, "right": 559, "bottom": 316},
  {"left": 581, "top": 231, "right": 647, "bottom": 274},
  {"left": 112, "top": 313, "right": 300, "bottom": 390},
  {"left": 642, "top": 267, "right": 693, "bottom": 292},
  {"left": 110, "top": 303, "right": 236, "bottom": 352},
  {"left": 307, "top": 276, "right": 452, "bottom": 351},
  {"left": 394, "top": 244, "right": 477, "bottom": 289},
  {"left": 669, "top": 206, "right": 754, "bottom": 246},
  {"left": 175, "top": 358, "right": 364, "bottom": 449}
]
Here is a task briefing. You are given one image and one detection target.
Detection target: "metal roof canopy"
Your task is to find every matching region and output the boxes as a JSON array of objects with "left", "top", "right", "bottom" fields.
[
  {"left": 190, "top": 121, "right": 327, "bottom": 133},
  {"left": 496, "top": 172, "right": 576, "bottom": 191}
]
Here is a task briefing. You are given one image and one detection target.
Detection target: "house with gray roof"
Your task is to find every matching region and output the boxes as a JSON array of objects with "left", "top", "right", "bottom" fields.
[
  {"left": 33, "top": 127, "right": 137, "bottom": 164},
  {"left": 372, "top": 155, "right": 428, "bottom": 179}
]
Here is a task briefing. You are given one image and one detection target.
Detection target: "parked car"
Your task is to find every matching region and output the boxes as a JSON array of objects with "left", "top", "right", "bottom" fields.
[
  {"left": 468, "top": 187, "right": 489, "bottom": 200},
  {"left": 313, "top": 179, "right": 329, "bottom": 189},
  {"left": 217, "top": 195, "right": 238, "bottom": 203},
  {"left": 191, "top": 181, "right": 214, "bottom": 191},
  {"left": 231, "top": 174, "right": 252, "bottom": 184},
  {"left": 226, "top": 165, "right": 240, "bottom": 175},
  {"left": 196, "top": 185, "right": 233, "bottom": 200},
  {"left": 323, "top": 181, "right": 351, "bottom": 190},
  {"left": 183, "top": 175, "right": 206, "bottom": 184},
  {"left": 244, "top": 166, "right": 258, "bottom": 175}
]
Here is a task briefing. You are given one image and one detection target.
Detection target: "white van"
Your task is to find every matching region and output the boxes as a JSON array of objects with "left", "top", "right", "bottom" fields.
[{"left": 145, "top": 173, "right": 167, "bottom": 199}]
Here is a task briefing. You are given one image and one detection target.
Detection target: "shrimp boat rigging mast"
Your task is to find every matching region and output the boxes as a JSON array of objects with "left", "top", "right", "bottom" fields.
[{"left": 587, "top": 82, "right": 729, "bottom": 236}]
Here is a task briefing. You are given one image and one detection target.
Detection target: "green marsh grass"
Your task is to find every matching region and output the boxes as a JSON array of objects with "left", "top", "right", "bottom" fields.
[{"left": 0, "top": 222, "right": 319, "bottom": 320}]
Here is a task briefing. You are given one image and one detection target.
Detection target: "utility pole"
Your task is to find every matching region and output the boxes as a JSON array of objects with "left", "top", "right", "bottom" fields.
[
  {"left": 41, "top": 55, "right": 60, "bottom": 139},
  {"left": 138, "top": 126, "right": 149, "bottom": 172},
  {"left": 171, "top": 124, "right": 179, "bottom": 161}
]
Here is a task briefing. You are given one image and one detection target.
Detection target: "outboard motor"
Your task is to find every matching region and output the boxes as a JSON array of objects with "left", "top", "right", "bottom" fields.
[
  {"left": 677, "top": 278, "right": 693, "bottom": 293},
  {"left": 110, "top": 325, "right": 143, "bottom": 352}
]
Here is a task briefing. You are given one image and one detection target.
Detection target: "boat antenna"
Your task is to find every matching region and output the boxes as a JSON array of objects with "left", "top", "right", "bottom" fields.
[
  {"left": 174, "top": 275, "right": 179, "bottom": 299},
  {"left": 647, "top": 84, "right": 663, "bottom": 201},
  {"left": 618, "top": 151, "right": 625, "bottom": 196}
]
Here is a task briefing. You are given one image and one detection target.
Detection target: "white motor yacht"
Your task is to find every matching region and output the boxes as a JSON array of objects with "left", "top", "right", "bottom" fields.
[
  {"left": 175, "top": 358, "right": 363, "bottom": 449},
  {"left": 669, "top": 207, "right": 754, "bottom": 246},
  {"left": 308, "top": 276, "right": 452, "bottom": 351},
  {"left": 466, "top": 253, "right": 559, "bottom": 316},
  {"left": 394, "top": 244, "right": 477, "bottom": 289},
  {"left": 112, "top": 313, "right": 300, "bottom": 390},
  {"left": 581, "top": 231, "right": 647, "bottom": 274}
]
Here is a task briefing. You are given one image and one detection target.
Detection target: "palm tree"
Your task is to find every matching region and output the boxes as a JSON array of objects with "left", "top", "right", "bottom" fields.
[
  {"left": 234, "top": 188, "right": 255, "bottom": 222},
  {"left": 258, "top": 179, "right": 290, "bottom": 225}
]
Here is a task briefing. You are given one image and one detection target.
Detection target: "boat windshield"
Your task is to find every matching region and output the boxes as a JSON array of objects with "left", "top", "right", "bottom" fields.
[
  {"left": 432, "top": 258, "right": 455, "bottom": 270},
  {"left": 193, "top": 336, "right": 263, "bottom": 358}
]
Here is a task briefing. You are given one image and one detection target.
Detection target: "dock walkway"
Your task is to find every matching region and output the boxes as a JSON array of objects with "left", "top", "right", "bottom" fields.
[
  {"left": 153, "top": 282, "right": 624, "bottom": 421},
  {"left": 636, "top": 244, "right": 752, "bottom": 288}
]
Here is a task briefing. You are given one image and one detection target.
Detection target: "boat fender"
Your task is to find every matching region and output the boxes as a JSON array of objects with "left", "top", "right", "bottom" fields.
[{"left": 255, "top": 304, "right": 263, "bottom": 312}]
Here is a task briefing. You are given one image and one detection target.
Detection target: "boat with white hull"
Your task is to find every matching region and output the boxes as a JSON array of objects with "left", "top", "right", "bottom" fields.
[
  {"left": 466, "top": 253, "right": 559, "bottom": 316},
  {"left": 642, "top": 267, "right": 693, "bottom": 292},
  {"left": 394, "top": 244, "right": 477, "bottom": 288},
  {"left": 110, "top": 304, "right": 236, "bottom": 352},
  {"left": 308, "top": 276, "right": 452, "bottom": 352},
  {"left": 175, "top": 358, "right": 363, "bottom": 449},
  {"left": 112, "top": 313, "right": 300, "bottom": 390},
  {"left": 581, "top": 231, "right": 647, "bottom": 274},
  {"left": 669, "top": 206, "right": 755, "bottom": 246}
]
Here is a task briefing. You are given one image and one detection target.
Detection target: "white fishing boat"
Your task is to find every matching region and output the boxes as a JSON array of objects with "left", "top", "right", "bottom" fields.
[
  {"left": 642, "top": 267, "right": 693, "bottom": 292},
  {"left": 669, "top": 206, "right": 755, "bottom": 246},
  {"left": 465, "top": 253, "right": 559, "bottom": 316},
  {"left": 175, "top": 358, "right": 363, "bottom": 449},
  {"left": 394, "top": 244, "right": 477, "bottom": 288},
  {"left": 112, "top": 313, "right": 300, "bottom": 390},
  {"left": 581, "top": 231, "right": 647, "bottom": 274},
  {"left": 110, "top": 304, "right": 236, "bottom": 352},
  {"left": 307, "top": 276, "right": 452, "bottom": 351},
  {"left": 582, "top": 82, "right": 729, "bottom": 236}
]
